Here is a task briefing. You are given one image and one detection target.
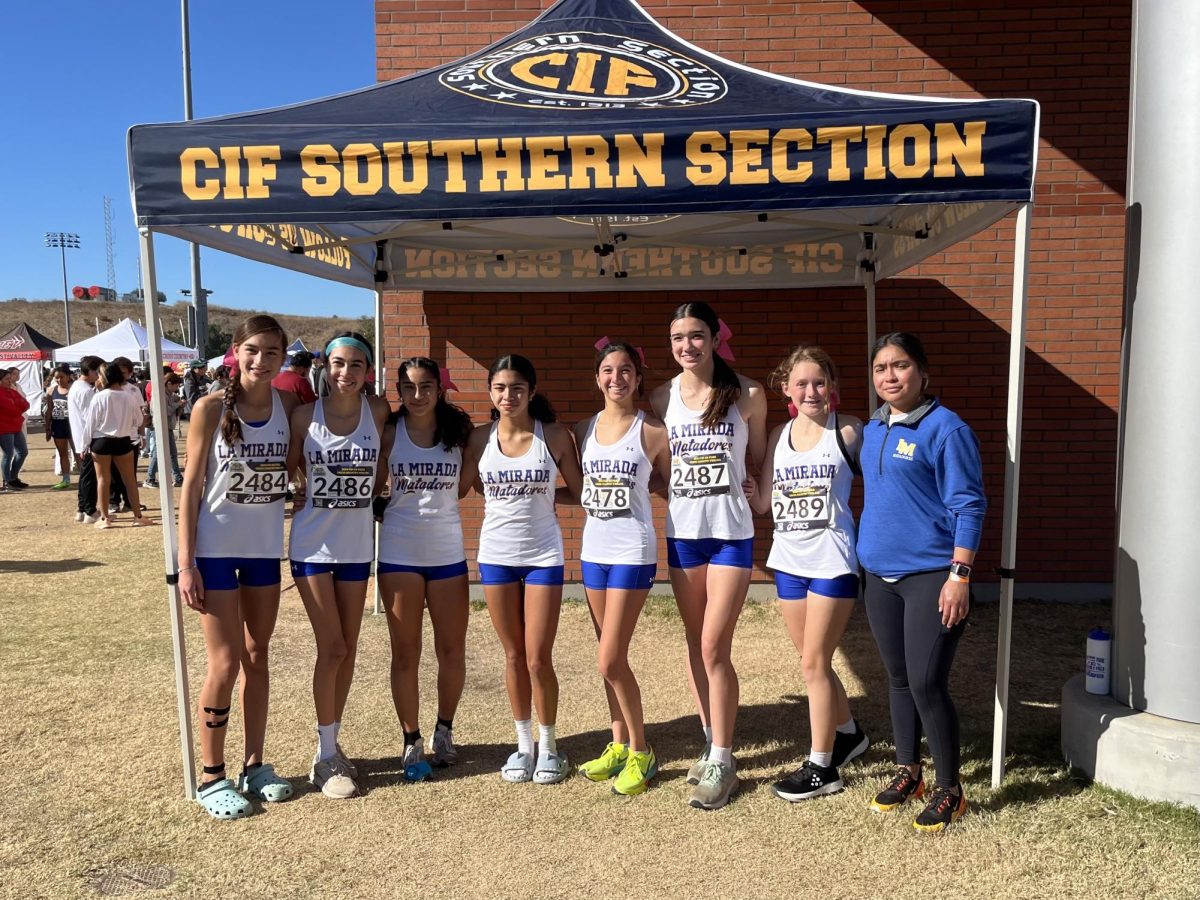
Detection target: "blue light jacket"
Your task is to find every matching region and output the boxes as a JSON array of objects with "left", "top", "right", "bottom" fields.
[{"left": 857, "top": 397, "right": 986, "bottom": 579}]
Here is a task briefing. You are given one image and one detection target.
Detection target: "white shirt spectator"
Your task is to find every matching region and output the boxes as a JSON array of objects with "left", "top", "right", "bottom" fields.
[
  {"left": 67, "top": 377, "right": 96, "bottom": 451},
  {"left": 83, "top": 388, "right": 143, "bottom": 446}
]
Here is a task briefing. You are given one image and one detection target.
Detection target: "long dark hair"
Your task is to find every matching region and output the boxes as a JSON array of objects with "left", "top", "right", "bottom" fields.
[
  {"left": 222, "top": 315, "right": 288, "bottom": 446},
  {"left": 595, "top": 341, "right": 645, "bottom": 397},
  {"left": 394, "top": 357, "right": 473, "bottom": 450},
  {"left": 101, "top": 362, "right": 126, "bottom": 389},
  {"left": 488, "top": 353, "right": 556, "bottom": 423},
  {"left": 671, "top": 301, "right": 740, "bottom": 429}
]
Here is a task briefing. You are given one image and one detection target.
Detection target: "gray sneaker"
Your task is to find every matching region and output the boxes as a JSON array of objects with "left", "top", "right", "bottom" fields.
[
  {"left": 310, "top": 752, "right": 358, "bottom": 799},
  {"left": 432, "top": 728, "right": 458, "bottom": 767},
  {"left": 686, "top": 742, "right": 712, "bottom": 785},
  {"left": 689, "top": 759, "right": 739, "bottom": 810},
  {"left": 402, "top": 737, "right": 425, "bottom": 770}
]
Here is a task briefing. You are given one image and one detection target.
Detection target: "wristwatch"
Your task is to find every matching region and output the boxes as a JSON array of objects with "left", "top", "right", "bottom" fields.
[{"left": 949, "top": 560, "right": 972, "bottom": 579}]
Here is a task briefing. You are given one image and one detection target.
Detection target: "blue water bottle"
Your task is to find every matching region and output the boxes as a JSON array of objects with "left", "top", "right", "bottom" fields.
[{"left": 405, "top": 760, "right": 433, "bottom": 782}]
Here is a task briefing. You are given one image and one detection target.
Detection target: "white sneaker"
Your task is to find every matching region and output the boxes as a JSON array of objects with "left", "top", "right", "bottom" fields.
[
  {"left": 501, "top": 750, "right": 535, "bottom": 783},
  {"left": 533, "top": 748, "right": 570, "bottom": 785},
  {"left": 310, "top": 751, "right": 358, "bottom": 799},
  {"left": 432, "top": 728, "right": 458, "bottom": 767},
  {"left": 81, "top": 512, "right": 101, "bottom": 525},
  {"left": 74, "top": 511, "right": 85, "bottom": 522},
  {"left": 335, "top": 742, "right": 358, "bottom": 779}
]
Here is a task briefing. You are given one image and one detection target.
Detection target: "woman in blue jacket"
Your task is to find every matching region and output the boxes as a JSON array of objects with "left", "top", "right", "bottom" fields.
[{"left": 858, "top": 332, "right": 986, "bottom": 833}]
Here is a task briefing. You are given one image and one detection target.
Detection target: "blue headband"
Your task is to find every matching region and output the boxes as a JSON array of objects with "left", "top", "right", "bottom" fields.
[{"left": 325, "top": 336, "right": 373, "bottom": 367}]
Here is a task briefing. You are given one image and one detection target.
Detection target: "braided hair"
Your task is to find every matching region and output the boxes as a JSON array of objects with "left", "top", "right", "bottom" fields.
[{"left": 221, "top": 315, "right": 288, "bottom": 446}]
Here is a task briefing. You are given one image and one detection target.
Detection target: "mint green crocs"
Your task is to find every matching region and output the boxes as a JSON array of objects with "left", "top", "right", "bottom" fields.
[
  {"left": 237, "top": 764, "right": 294, "bottom": 803},
  {"left": 197, "top": 778, "right": 251, "bottom": 819}
]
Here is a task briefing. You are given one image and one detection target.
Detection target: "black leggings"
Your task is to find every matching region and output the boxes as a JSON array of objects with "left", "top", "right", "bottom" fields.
[{"left": 863, "top": 570, "right": 966, "bottom": 788}]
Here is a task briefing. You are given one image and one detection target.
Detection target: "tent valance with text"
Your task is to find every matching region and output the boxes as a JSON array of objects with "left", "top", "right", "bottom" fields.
[{"left": 126, "top": 0, "right": 1038, "bottom": 291}]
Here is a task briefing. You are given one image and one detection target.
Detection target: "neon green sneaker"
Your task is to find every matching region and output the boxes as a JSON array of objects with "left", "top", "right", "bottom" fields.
[
  {"left": 578, "top": 741, "right": 628, "bottom": 781},
  {"left": 612, "top": 748, "right": 658, "bottom": 796}
]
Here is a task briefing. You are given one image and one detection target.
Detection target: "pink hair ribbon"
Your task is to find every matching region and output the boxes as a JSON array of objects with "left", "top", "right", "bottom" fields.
[
  {"left": 594, "top": 336, "right": 647, "bottom": 368},
  {"left": 439, "top": 367, "right": 460, "bottom": 392},
  {"left": 716, "top": 319, "right": 736, "bottom": 362}
]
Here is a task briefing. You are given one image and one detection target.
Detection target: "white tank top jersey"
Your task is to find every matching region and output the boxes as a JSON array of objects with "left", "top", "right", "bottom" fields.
[
  {"left": 289, "top": 397, "right": 380, "bottom": 564},
  {"left": 195, "top": 391, "right": 290, "bottom": 560},
  {"left": 476, "top": 420, "right": 563, "bottom": 567},
  {"left": 664, "top": 376, "right": 753, "bottom": 541},
  {"left": 766, "top": 415, "right": 858, "bottom": 579},
  {"left": 379, "top": 418, "right": 465, "bottom": 567},
  {"left": 579, "top": 411, "right": 656, "bottom": 566}
]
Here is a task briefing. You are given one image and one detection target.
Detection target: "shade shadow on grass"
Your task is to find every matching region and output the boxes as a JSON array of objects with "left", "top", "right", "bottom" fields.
[{"left": 0, "top": 557, "right": 105, "bottom": 574}]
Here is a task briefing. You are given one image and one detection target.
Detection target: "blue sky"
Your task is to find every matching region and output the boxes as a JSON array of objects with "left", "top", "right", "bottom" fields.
[{"left": 0, "top": 1, "right": 377, "bottom": 318}]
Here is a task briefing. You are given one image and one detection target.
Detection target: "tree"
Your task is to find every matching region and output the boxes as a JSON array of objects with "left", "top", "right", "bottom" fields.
[
  {"left": 357, "top": 315, "right": 374, "bottom": 348},
  {"left": 202, "top": 324, "right": 232, "bottom": 359}
]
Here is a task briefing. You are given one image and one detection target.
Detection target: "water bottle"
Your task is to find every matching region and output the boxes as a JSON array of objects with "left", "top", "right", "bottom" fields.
[
  {"left": 1085, "top": 626, "right": 1111, "bottom": 695},
  {"left": 404, "top": 760, "right": 433, "bottom": 783}
]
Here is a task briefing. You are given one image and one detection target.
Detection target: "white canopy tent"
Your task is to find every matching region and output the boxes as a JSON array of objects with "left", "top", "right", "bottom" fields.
[
  {"left": 53, "top": 318, "right": 194, "bottom": 366},
  {"left": 128, "top": 0, "right": 1037, "bottom": 798}
]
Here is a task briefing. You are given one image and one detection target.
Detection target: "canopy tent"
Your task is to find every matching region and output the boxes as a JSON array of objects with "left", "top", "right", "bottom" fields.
[
  {"left": 127, "top": 0, "right": 1038, "bottom": 798},
  {"left": 0, "top": 324, "right": 63, "bottom": 417},
  {"left": 285, "top": 338, "right": 308, "bottom": 357},
  {"left": 53, "top": 318, "right": 194, "bottom": 365}
]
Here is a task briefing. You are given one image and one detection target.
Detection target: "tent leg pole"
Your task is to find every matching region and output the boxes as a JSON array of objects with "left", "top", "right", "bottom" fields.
[
  {"left": 992, "top": 202, "right": 1032, "bottom": 789},
  {"left": 865, "top": 267, "right": 878, "bottom": 415},
  {"left": 139, "top": 228, "right": 197, "bottom": 801},
  {"left": 373, "top": 284, "right": 385, "bottom": 617}
]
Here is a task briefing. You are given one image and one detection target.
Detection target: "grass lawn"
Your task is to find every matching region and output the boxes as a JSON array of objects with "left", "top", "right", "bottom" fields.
[{"left": 1, "top": 450, "right": 1197, "bottom": 899}]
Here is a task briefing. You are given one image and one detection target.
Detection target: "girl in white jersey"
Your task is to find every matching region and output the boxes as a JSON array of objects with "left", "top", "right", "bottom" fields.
[
  {"left": 649, "top": 301, "right": 767, "bottom": 811},
  {"left": 377, "top": 357, "right": 475, "bottom": 774},
  {"left": 464, "top": 354, "right": 583, "bottom": 785},
  {"left": 286, "top": 331, "right": 391, "bottom": 800},
  {"left": 574, "top": 341, "right": 671, "bottom": 796},
  {"left": 177, "top": 316, "right": 299, "bottom": 820},
  {"left": 750, "top": 345, "right": 869, "bottom": 802}
]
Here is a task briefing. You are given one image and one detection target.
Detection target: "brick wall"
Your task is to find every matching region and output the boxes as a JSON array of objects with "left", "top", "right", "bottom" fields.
[{"left": 376, "top": 1, "right": 1129, "bottom": 585}]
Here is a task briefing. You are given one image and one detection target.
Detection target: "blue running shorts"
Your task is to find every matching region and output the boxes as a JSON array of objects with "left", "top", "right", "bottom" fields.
[
  {"left": 289, "top": 560, "right": 372, "bottom": 582},
  {"left": 773, "top": 571, "right": 859, "bottom": 601},
  {"left": 478, "top": 563, "right": 565, "bottom": 586},
  {"left": 195, "top": 557, "right": 281, "bottom": 591},
  {"left": 377, "top": 560, "right": 469, "bottom": 581},
  {"left": 581, "top": 561, "right": 657, "bottom": 591},
  {"left": 666, "top": 537, "right": 754, "bottom": 570}
]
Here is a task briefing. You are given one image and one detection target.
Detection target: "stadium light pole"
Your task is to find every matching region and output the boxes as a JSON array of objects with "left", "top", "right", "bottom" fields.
[
  {"left": 44, "top": 232, "right": 79, "bottom": 344},
  {"left": 181, "top": 0, "right": 208, "bottom": 359},
  {"left": 179, "top": 287, "right": 213, "bottom": 355}
]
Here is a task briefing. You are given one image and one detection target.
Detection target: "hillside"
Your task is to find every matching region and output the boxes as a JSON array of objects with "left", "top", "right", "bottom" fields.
[{"left": 0, "top": 298, "right": 365, "bottom": 358}]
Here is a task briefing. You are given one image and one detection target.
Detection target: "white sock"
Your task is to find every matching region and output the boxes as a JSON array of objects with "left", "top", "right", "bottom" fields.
[
  {"left": 316, "top": 723, "right": 337, "bottom": 761},
  {"left": 515, "top": 719, "right": 534, "bottom": 756},
  {"left": 810, "top": 749, "right": 833, "bottom": 768},
  {"left": 333, "top": 720, "right": 342, "bottom": 739},
  {"left": 709, "top": 745, "right": 733, "bottom": 767},
  {"left": 836, "top": 718, "right": 856, "bottom": 735},
  {"left": 702, "top": 725, "right": 713, "bottom": 743},
  {"left": 539, "top": 723, "right": 557, "bottom": 755}
]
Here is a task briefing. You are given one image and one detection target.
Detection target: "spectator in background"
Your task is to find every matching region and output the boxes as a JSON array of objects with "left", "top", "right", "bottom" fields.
[
  {"left": 311, "top": 353, "right": 329, "bottom": 398},
  {"left": 273, "top": 349, "right": 317, "bottom": 404},
  {"left": 0, "top": 367, "right": 30, "bottom": 491},
  {"left": 69, "top": 356, "right": 104, "bottom": 523},
  {"left": 183, "top": 360, "right": 207, "bottom": 417},
  {"left": 207, "top": 365, "right": 230, "bottom": 395},
  {"left": 43, "top": 365, "right": 75, "bottom": 490},
  {"left": 84, "top": 362, "right": 151, "bottom": 528},
  {"left": 144, "top": 371, "right": 186, "bottom": 488}
]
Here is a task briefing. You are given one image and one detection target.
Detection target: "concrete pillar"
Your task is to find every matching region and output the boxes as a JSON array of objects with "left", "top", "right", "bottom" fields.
[
  {"left": 1112, "top": 0, "right": 1200, "bottom": 724},
  {"left": 1063, "top": 0, "right": 1200, "bottom": 812}
]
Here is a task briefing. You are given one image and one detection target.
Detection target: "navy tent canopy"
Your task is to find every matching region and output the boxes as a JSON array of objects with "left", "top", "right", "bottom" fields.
[
  {"left": 127, "top": 0, "right": 1038, "bottom": 798},
  {"left": 127, "top": 0, "right": 1038, "bottom": 292}
]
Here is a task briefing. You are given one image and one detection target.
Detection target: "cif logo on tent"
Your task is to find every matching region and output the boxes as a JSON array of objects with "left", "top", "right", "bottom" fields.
[{"left": 439, "top": 33, "right": 727, "bottom": 109}]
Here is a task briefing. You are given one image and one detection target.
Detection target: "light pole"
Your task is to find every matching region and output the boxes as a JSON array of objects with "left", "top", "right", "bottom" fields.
[
  {"left": 181, "top": 0, "right": 208, "bottom": 358},
  {"left": 179, "top": 287, "right": 213, "bottom": 355},
  {"left": 44, "top": 232, "right": 79, "bottom": 344}
]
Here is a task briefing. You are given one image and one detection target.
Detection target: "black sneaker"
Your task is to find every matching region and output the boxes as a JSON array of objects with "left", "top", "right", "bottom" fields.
[
  {"left": 832, "top": 722, "right": 869, "bottom": 768},
  {"left": 5, "top": 481, "right": 25, "bottom": 491},
  {"left": 772, "top": 762, "right": 844, "bottom": 802},
  {"left": 870, "top": 765, "right": 925, "bottom": 812},
  {"left": 11, "top": 479, "right": 30, "bottom": 489},
  {"left": 913, "top": 784, "right": 967, "bottom": 833}
]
